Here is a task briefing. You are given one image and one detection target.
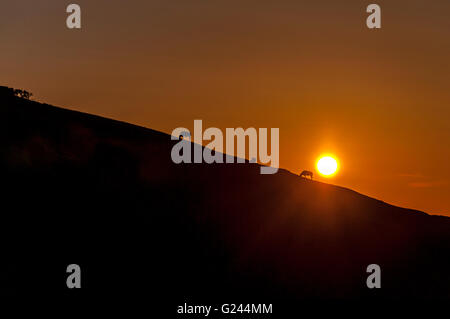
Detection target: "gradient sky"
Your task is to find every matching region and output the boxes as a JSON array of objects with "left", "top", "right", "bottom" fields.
[{"left": 1, "top": 0, "right": 449, "bottom": 215}]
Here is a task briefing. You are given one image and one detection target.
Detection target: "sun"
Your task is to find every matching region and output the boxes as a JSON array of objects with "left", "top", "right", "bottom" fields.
[{"left": 316, "top": 156, "right": 339, "bottom": 177}]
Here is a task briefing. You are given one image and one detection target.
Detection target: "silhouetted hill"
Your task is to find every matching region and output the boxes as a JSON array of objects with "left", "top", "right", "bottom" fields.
[{"left": 1, "top": 90, "right": 450, "bottom": 312}]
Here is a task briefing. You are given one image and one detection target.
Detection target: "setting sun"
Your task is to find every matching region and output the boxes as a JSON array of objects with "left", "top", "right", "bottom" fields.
[{"left": 316, "top": 156, "right": 338, "bottom": 177}]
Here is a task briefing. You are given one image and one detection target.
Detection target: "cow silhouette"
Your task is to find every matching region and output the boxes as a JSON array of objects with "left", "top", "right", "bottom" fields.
[{"left": 300, "top": 170, "right": 313, "bottom": 180}]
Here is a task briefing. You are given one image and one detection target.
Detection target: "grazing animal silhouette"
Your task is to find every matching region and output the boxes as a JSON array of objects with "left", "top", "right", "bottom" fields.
[{"left": 300, "top": 170, "right": 313, "bottom": 180}]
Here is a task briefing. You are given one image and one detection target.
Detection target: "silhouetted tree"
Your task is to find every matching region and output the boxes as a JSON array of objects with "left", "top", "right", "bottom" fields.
[
  {"left": 13, "top": 89, "right": 32, "bottom": 100},
  {"left": 0, "top": 86, "right": 33, "bottom": 100}
]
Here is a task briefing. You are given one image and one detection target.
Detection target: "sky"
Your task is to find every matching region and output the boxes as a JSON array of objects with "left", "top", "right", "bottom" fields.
[{"left": 1, "top": 0, "right": 449, "bottom": 215}]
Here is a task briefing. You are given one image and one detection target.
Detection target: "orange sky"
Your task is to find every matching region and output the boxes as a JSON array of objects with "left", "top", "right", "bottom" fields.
[{"left": 1, "top": 0, "right": 449, "bottom": 215}]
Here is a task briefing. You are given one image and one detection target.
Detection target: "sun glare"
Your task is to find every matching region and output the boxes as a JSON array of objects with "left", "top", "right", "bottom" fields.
[{"left": 316, "top": 156, "right": 338, "bottom": 177}]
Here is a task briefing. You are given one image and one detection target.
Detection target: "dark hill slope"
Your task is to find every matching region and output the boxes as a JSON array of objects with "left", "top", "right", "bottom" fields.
[{"left": 1, "top": 93, "right": 450, "bottom": 306}]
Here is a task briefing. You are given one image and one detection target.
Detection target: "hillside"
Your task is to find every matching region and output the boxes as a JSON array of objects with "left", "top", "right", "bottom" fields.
[{"left": 1, "top": 90, "right": 450, "bottom": 308}]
